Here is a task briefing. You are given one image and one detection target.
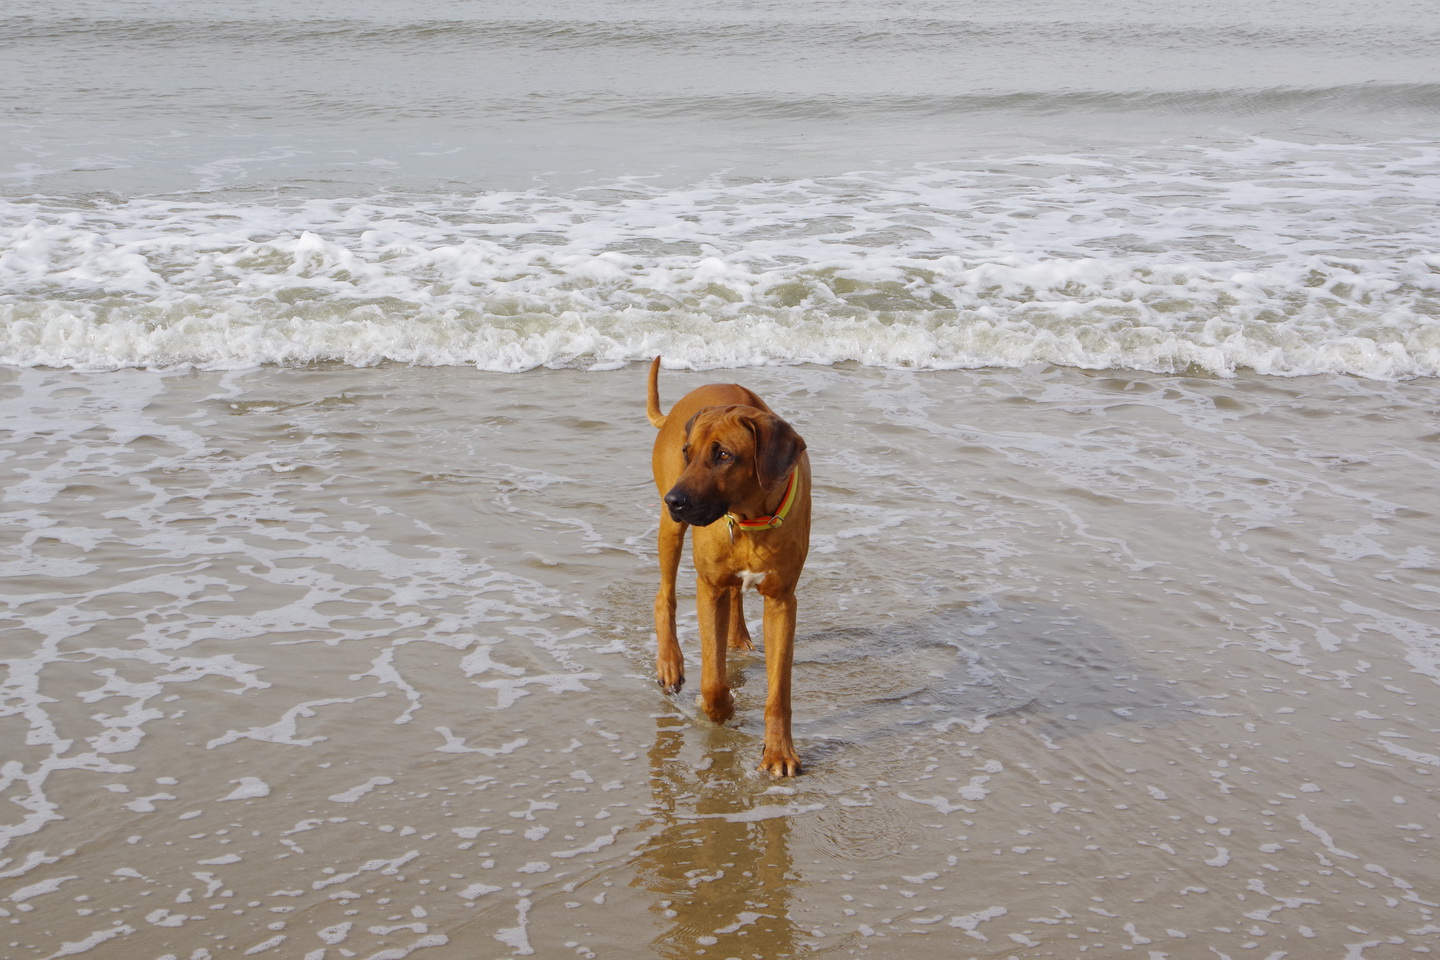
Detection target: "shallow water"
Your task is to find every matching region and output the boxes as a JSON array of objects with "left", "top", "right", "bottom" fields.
[{"left": 2, "top": 362, "right": 1437, "bottom": 958}]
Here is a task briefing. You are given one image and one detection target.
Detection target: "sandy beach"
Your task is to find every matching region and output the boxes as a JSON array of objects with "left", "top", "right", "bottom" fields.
[{"left": 3, "top": 361, "right": 1437, "bottom": 958}]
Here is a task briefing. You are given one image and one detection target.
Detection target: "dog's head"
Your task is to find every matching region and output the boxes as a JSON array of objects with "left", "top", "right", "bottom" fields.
[{"left": 662, "top": 404, "right": 805, "bottom": 527}]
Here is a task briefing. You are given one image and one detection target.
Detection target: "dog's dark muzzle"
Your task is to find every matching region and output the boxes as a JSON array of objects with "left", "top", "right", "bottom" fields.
[{"left": 663, "top": 487, "right": 727, "bottom": 527}]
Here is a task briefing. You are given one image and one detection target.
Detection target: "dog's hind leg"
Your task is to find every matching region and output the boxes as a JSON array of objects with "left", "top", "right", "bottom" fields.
[
  {"left": 726, "top": 586, "right": 755, "bottom": 651},
  {"left": 696, "top": 577, "right": 736, "bottom": 724}
]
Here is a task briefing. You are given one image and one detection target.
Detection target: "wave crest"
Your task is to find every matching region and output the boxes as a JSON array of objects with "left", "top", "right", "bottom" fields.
[{"left": 3, "top": 142, "right": 1437, "bottom": 378}]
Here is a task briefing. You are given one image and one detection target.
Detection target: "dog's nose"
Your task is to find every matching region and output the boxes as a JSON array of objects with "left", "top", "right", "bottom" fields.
[{"left": 663, "top": 489, "right": 690, "bottom": 512}]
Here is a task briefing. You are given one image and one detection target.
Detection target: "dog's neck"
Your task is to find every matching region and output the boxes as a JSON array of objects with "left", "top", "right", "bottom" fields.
[{"left": 725, "top": 470, "right": 798, "bottom": 538}]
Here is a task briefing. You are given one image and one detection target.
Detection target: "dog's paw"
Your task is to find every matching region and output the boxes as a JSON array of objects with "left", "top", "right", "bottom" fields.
[
  {"left": 727, "top": 635, "right": 756, "bottom": 653},
  {"left": 656, "top": 654, "right": 685, "bottom": 695},
  {"left": 698, "top": 688, "right": 735, "bottom": 724},
  {"left": 759, "top": 746, "right": 802, "bottom": 778}
]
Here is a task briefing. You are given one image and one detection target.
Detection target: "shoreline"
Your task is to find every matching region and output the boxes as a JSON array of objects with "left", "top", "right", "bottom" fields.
[{"left": 3, "top": 361, "right": 1436, "bottom": 955}]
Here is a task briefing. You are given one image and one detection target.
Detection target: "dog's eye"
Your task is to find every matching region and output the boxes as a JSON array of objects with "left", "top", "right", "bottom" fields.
[
  {"left": 681, "top": 444, "right": 691, "bottom": 465},
  {"left": 715, "top": 448, "right": 734, "bottom": 464}
]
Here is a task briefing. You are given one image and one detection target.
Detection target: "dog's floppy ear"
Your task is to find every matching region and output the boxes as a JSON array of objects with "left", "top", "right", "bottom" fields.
[{"left": 745, "top": 412, "right": 806, "bottom": 491}]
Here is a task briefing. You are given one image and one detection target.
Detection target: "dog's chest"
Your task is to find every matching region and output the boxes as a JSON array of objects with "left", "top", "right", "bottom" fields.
[{"left": 693, "top": 521, "right": 793, "bottom": 590}]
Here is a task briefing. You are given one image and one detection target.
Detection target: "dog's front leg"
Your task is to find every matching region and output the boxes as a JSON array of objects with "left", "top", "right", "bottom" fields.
[
  {"left": 654, "top": 515, "right": 687, "bottom": 694},
  {"left": 758, "top": 591, "right": 801, "bottom": 776},
  {"left": 695, "top": 577, "right": 735, "bottom": 724}
]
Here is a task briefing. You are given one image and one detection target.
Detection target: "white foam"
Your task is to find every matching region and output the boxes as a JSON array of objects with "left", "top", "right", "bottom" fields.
[
  {"left": 1339, "top": 601, "right": 1440, "bottom": 683},
  {"left": 949, "top": 906, "right": 1009, "bottom": 941},
  {"left": 551, "top": 826, "right": 622, "bottom": 859},
  {"left": 900, "top": 792, "right": 974, "bottom": 815},
  {"left": 2, "top": 140, "right": 1436, "bottom": 379},
  {"left": 679, "top": 802, "right": 826, "bottom": 822},
  {"left": 312, "top": 850, "right": 421, "bottom": 890},
  {"left": 9, "top": 876, "right": 78, "bottom": 903},
  {"left": 220, "top": 777, "right": 272, "bottom": 801},
  {"left": 326, "top": 777, "right": 395, "bottom": 804},
  {"left": 458, "top": 883, "right": 503, "bottom": 901},
  {"left": 41, "top": 923, "right": 135, "bottom": 958},
  {"left": 494, "top": 896, "right": 534, "bottom": 955}
]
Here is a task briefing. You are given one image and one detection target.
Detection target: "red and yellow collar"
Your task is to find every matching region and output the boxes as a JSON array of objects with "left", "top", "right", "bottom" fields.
[{"left": 725, "top": 470, "right": 799, "bottom": 537}]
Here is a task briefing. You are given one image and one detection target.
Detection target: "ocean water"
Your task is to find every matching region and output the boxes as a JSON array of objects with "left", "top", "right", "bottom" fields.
[
  {"left": 3, "top": 1, "right": 1440, "bottom": 958},
  {"left": 3, "top": 0, "right": 1439, "bottom": 378}
]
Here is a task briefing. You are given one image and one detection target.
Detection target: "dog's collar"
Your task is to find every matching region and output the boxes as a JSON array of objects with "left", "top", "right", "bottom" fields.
[{"left": 725, "top": 470, "right": 798, "bottom": 538}]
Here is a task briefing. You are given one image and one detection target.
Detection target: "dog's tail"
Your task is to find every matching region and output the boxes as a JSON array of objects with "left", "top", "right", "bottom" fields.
[{"left": 646, "top": 356, "right": 666, "bottom": 428}]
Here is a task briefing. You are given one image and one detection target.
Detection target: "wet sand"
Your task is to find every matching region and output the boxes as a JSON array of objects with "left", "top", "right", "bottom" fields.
[{"left": 1, "top": 362, "right": 1438, "bottom": 959}]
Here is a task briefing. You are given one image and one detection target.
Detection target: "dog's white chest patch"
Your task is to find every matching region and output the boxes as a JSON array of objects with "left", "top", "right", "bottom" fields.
[{"left": 739, "top": 570, "right": 767, "bottom": 591}]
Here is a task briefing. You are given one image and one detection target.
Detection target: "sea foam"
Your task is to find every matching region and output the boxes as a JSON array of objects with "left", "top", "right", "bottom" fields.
[{"left": 2, "top": 140, "right": 1436, "bottom": 379}]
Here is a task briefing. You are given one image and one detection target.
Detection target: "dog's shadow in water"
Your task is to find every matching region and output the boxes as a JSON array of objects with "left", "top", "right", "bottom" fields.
[
  {"left": 778, "top": 599, "right": 1196, "bottom": 760},
  {"left": 601, "top": 581, "right": 1194, "bottom": 766}
]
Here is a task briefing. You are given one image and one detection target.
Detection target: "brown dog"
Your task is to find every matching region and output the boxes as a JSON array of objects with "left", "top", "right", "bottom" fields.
[{"left": 646, "top": 356, "right": 812, "bottom": 777}]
